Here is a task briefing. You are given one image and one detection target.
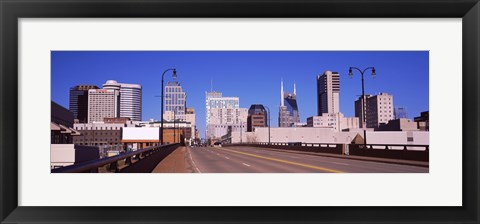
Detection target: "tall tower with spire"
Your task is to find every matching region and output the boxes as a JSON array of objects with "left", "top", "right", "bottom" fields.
[
  {"left": 278, "top": 79, "right": 300, "bottom": 127},
  {"left": 294, "top": 81, "right": 296, "bottom": 95}
]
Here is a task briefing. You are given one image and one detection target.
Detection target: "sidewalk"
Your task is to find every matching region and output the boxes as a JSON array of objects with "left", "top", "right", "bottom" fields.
[{"left": 151, "top": 146, "right": 194, "bottom": 173}]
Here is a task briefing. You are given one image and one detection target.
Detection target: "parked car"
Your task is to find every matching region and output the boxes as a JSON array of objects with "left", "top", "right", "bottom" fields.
[{"left": 213, "top": 141, "right": 222, "bottom": 147}]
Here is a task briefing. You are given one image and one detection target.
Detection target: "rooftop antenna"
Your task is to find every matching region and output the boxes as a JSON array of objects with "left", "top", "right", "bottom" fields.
[
  {"left": 294, "top": 81, "right": 296, "bottom": 95},
  {"left": 280, "top": 78, "right": 284, "bottom": 107}
]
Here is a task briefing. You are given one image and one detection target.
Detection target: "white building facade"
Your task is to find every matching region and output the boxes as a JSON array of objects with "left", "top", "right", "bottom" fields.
[
  {"left": 87, "top": 89, "right": 120, "bottom": 123},
  {"left": 355, "top": 92, "right": 394, "bottom": 128},
  {"left": 231, "top": 127, "right": 429, "bottom": 149},
  {"left": 206, "top": 92, "right": 239, "bottom": 123},
  {"left": 208, "top": 108, "right": 247, "bottom": 125},
  {"left": 205, "top": 91, "right": 246, "bottom": 141},
  {"left": 307, "top": 113, "right": 359, "bottom": 132}
]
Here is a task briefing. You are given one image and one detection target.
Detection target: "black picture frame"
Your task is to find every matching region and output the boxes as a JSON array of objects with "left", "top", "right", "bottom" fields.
[{"left": 1, "top": 0, "right": 479, "bottom": 223}]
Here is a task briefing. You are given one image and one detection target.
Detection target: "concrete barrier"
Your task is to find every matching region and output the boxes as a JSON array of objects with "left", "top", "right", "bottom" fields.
[
  {"left": 349, "top": 144, "right": 429, "bottom": 162},
  {"left": 227, "top": 142, "right": 429, "bottom": 162}
]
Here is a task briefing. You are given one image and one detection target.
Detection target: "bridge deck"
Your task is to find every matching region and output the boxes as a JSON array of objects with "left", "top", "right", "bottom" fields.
[{"left": 152, "top": 147, "right": 193, "bottom": 173}]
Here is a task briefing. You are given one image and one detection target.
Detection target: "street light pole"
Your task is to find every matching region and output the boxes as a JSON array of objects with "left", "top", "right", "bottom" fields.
[
  {"left": 349, "top": 66, "right": 376, "bottom": 146},
  {"left": 264, "top": 106, "right": 271, "bottom": 145},
  {"left": 240, "top": 121, "right": 243, "bottom": 144},
  {"left": 160, "top": 68, "right": 176, "bottom": 145},
  {"left": 173, "top": 108, "right": 176, "bottom": 143}
]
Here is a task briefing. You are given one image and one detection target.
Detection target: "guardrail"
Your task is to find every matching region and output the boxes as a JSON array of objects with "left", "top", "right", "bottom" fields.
[
  {"left": 226, "top": 142, "right": 429, "bottom": 162},
  {"left": 52, "top": 143, "right": 180, "bottom": 173},
  {"left": 349, "top": 143, "right": 429, "bottom": 151},
  {"left": 349, "top": 144, "right": 429, "bottom": 161},
  {"left": 256, "top": 142, "right": 341, "bottom": 147}
]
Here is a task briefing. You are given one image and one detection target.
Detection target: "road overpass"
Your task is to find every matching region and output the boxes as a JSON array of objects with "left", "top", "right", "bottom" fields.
[{"left": 52, "top": 144, "right": 428, "bottom": 173}]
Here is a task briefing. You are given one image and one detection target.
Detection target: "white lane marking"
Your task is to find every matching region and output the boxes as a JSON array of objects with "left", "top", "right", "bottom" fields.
[
  {"left": 188, "top": 147, "right": 202, "bottom": 173},
  {"left": 242, "top": 163, "right": 251, "bottom": 167},
  {"left": 332, "top": 162, "right": 349, "bottom": 166},
  {"left": 225, "top": 156, "right": 230, "bottom": 159}
]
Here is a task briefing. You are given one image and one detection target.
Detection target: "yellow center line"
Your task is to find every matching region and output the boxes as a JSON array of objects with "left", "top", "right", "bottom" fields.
[{"left": 220, "top": 148, "right": 345, "bottom": 173}]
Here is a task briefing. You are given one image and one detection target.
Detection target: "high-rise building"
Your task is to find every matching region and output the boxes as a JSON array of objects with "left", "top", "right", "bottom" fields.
[
  {"left": 103, "top": 80, "right": 142, "bottom": 121},
  {"left": 247, "top": 104, "right": 267, "bottom": 132},
  {"left": 163, "top": 81, "right": 186, "bottom": 121},
  {"left": 312, "top": 71, "right": 358, "bottom": 131},
  {"left": 355, "top": 92, "right": 394, "bottom": 128},
  {"left": 88, "top": 89, "right": 120, "bottom": 123},
  {"left": 317, "top": 71, "right": 340, "bottom": 115},
  {"left": 119, "top": 83, "right": 142, "bottom": 121},
  {"left": 205, "top": 91, "right": 246, "bottom": 141},
  {"left": 205, "top": 91, "right": 239, "bottom": 124},
  {"left": 69, "top": 85, "right": 99, "bottom": 123},
  {"left": 354, "top": 94, "right": 372, "bottom": 128},
  {"left": 208, "top": 108, "right": 247, "bottom": 125},
  {"left": 185, "top": 108, "right": 197, "bottom": 144},
  {"left": 278, "top": 80, "right": 300, "bottom": 127}
]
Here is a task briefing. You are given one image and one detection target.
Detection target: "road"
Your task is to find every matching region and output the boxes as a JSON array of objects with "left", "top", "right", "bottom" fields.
[{"left": 187, "top": 146, "right": 428, "bottom": 173}]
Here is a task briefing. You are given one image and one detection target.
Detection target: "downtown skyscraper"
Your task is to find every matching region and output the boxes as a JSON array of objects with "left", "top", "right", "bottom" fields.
[
  {"left": 278, "top": 80, "right": 300, "bottom": 127},
  {"left": 205, "top": 91, "right": 247, "bottom": 141},
  {"left": 87, "top": 88, "right": 120, "bottom": 123},
  {"left": 317, "top": 71, "right": 340, "bottom": 115},
  {"left": 307, "top": 71, "right": 358, "bottom": 132},
  {"left": 163, "top": 81, "right": 187, "bottom": 121},
  {"left": 103, "top": 80, "right": 142, "bottom": 121},
  {"left": 69, "top": 85, "right": 99, "bottom": 123},
  {"left": 205, "top": 91, "right": 240, "bottom": 125}
]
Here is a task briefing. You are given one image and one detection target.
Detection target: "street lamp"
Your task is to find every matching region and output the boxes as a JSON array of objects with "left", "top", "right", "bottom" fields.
[
  {"left": 348, "top": 66, "right": 376, "bottom": 146},
  {"left": 160, "top": 68, "right": 177, "bottom": 145},
  {"left": 264, "top": 105, "right": 271, "bottom": 145},
  {"left": 173, "top": 108, "right": 176, "bottom": 143},
  {"left": 240, "top": 121, "right": 243, "bottom": 144}
]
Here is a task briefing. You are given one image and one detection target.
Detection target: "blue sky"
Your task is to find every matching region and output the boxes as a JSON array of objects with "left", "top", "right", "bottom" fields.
[{"left": 51, "top": 51, "right": 429, "bottom": 138}]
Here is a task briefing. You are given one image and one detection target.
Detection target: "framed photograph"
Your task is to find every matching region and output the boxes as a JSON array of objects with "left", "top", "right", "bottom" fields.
[{"left": 1, "top": 0, "right": 479, "bottom": 223}]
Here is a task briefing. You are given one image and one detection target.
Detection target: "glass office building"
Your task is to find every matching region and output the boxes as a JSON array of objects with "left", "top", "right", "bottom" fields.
[
  {"left": 69, "top": 85, "right": 99, "bottom": 123},
  {"left": 278, "top": 80, "right": 300, "bottom": 127}
]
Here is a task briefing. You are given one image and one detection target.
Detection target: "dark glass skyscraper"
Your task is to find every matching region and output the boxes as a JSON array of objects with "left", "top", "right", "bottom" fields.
[
  {"left": 247, "top": 104, "right": 267, "bottom": 132},
  {"left": 69, "top": 85, "right": 99, "bottom": 123},
  {"left": 278, "top": 80, "right": 300, "bottom": 127}
]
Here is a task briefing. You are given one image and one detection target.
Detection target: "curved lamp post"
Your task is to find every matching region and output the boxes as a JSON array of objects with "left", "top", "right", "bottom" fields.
[
  {"left": 161, "top": 68, "right": 177, "bottom": 145},
  {"left": 349, "top": 66, "right": 376, "bottom": 146},
  {"left": 173, "top": 107, "right": 176, "bottom": 143}
]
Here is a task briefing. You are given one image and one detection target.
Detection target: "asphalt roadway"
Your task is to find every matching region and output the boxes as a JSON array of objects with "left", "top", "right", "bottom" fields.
[{"left": 187, "top": 146, "right": 428, "bottom": 173}]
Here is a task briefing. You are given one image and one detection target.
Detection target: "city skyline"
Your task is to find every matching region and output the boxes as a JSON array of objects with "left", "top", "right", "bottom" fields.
[{"left": 52, "top": 51, "right": 429, "bottom": 138}]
